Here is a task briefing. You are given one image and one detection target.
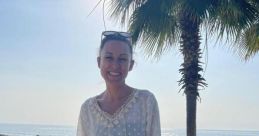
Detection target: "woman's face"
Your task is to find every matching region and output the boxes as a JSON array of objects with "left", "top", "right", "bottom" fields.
[{"left": 98, "top": 40, "right": 134, "bottom": 84}]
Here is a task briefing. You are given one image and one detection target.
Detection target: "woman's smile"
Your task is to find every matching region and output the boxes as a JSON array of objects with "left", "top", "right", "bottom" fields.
[{"left": 108, "top": 71, "right": 121, "bottom": 76}]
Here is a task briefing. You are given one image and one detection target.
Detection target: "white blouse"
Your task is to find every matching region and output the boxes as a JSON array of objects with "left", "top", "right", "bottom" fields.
[{"left": 77, "top": 89, "right": 161, "bottom": 136}]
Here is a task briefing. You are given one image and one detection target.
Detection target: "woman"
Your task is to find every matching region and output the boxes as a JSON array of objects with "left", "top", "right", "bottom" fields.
[{"left": 77, "top": 31, "right": 161, "bottom": 136}]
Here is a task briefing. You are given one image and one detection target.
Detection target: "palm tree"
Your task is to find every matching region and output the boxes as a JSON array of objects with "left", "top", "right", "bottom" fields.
[{"left": 106, "top": 0, "right": 259, "bottom": 135}]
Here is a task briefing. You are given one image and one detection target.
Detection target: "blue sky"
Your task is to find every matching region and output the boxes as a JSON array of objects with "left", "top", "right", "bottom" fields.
[{"left": 0, "top": 0, "right": 259, "bottom": 130}]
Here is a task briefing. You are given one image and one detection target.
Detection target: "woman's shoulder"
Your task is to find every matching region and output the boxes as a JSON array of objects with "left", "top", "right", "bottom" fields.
[
  {"left": 80, "top": 96, "right": 96, "bottom": 111},
  {"left": 135, "top": 88, "right": 157, "bottom": 100},
  {"left": 81, "top": 91, "right": 105, "bottom": 107},
  {"left": 134, "top": 89, "right": 159, "bottom": 110}
]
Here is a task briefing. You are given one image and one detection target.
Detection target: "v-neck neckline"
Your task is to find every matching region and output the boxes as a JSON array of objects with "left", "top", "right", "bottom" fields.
[{"left": 94, "top": 89, "right": 137, "bottom": 120}]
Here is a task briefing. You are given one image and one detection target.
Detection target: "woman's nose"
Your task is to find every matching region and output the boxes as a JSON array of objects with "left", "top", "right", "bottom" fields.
[{"left": 111, "top": 60, "right": 120, "bottom": 68}]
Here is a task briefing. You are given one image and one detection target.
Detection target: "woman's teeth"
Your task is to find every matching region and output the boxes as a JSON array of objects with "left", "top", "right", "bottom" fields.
[{"left": 109, "top": 72, "right": 120, "bottom": 76}]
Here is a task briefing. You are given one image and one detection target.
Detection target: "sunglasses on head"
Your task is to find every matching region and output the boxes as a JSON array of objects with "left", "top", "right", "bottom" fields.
[
  {"left": 101, "top": 31, "right": 132, "bottom": 42},
  {"left": 102, "top": 31, "right": 131, "bottom": 37}
]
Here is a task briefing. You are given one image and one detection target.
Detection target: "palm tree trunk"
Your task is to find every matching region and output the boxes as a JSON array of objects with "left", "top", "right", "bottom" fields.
[
  {"left": 186, "top": 93, "right": 197, "bottom": 136},
  {"left": 179, "top": 12, "right": 203, "bottom": 136}
]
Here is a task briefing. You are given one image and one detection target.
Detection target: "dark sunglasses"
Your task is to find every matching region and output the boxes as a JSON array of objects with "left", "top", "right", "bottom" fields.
[{"left": 101, "top": 31, "right": 132, "bottom": 43}]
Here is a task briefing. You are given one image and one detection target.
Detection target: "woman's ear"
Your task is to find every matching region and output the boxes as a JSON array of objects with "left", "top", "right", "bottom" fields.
[
  {"left": 97, "top": 57, "right": 101, "bottom": 68},
  {"left": 129, "top": 60, "right": 134, "bottom": 71}
]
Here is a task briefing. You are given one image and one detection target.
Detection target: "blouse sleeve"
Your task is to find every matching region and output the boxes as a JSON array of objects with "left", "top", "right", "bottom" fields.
[
  {"left": 146, "top": 93, "right": 161, "bottom": 136},
  {"left": 77, "top": 103, "right": 88, "bottom": 136}
]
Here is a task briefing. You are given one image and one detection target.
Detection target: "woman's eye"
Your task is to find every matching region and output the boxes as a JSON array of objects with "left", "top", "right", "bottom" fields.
[
  {"left": 105, "top": 56, "right": 113, "bottom": 61},
  {"left": 119, "top": 58, "right": 127, "bottom": 62},
  {"left": 105, "top": 56, "right": 112, "bottom": 59}
]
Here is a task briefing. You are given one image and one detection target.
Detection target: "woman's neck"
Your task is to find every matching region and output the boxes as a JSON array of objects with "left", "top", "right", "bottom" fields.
[{"left": 105, "top": 83, "right": 132, "bottom": 101}]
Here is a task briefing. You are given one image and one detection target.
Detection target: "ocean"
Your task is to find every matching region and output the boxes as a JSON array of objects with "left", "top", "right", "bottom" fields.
[{"left": 0, "top": 123, "right": 259, "bottom": 136}]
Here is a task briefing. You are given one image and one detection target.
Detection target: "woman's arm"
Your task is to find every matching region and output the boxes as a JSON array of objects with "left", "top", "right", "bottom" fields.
[
  {"left": 146, "top": 93, "right": 161, "bottom": 136},
  {"left": 77, "top": 103, "right": 88, "bottom": 136}
]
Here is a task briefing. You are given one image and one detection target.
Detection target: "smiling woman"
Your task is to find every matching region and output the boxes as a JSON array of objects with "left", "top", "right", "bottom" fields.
[{"left": 76, "top": 31, "right": 161, "bottom": 136}]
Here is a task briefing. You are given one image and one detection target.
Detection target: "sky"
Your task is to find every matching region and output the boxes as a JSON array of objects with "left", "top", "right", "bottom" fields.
[{"left": 0, "top": 0, "right": 259, "bottom": 130}]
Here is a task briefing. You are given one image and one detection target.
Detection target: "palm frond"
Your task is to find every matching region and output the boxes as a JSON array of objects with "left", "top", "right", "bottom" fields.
[
  {"left": 206, "top": 0, "right": 258, "bottom": 41},
  {"left": 128, "top": 0, "right": 180, "bottom": 59},
  {"left": 108, "top": 0, "right": 146, "bottom": 25},
  {"left": 180, "top": 0, "right": 217, "bottom": 22},
  {"left": 237, "top": 23, "right": 259, "bottom": 60}
]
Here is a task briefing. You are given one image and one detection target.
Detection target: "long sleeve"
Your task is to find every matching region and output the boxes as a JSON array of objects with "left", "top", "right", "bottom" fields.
[
  {"left": 146, "top": 93, "right": 161, "bottom": 136},
  {"left": 77, "top": 106, "right": 87, "bottom": 136}
]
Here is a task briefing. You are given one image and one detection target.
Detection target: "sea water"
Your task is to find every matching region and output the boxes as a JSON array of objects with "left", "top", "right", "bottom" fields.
[{"left": 0, "top": 123, "right": 259, "bottom": 136}]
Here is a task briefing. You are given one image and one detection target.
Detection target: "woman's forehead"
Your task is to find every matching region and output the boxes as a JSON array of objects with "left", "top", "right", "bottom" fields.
[
  {"left": 104, "top": 40, "right": 129, "bottom": 46},
  {"left": 103, "top": 52, "right": 129, "bottom": 56},
  {"left": 102, "top": 40, "right": 131, "bottom": 53}
]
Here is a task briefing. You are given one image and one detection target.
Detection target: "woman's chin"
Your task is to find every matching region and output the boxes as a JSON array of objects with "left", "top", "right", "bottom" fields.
[{"left": 106, "top": 78, "right": 125, "bottom": 84}]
